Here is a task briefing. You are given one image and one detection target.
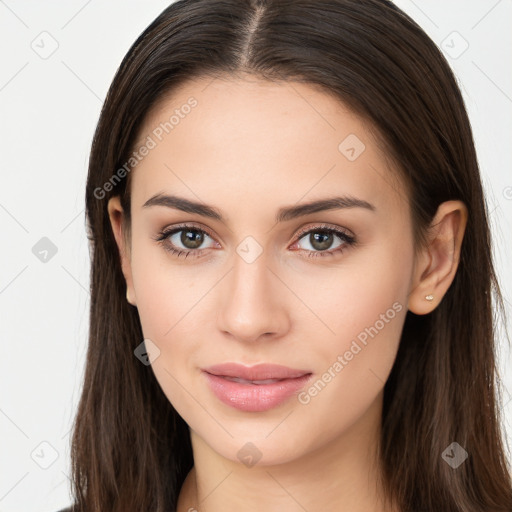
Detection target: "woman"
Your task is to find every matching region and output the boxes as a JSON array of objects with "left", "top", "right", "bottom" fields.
[{"left": 62, "top": 0, "right": 512, "bottom": 510}]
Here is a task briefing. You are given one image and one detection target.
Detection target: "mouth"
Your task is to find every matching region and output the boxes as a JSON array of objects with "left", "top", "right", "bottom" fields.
[
  {"left": 219, "top": 376, "right": 289, "bottom": 385},
  {"left": 203, "top": 362, "right": 311, "bottom": 380},
  {"left": 202, "top": 363, "right": 312, "bottom": 412}
]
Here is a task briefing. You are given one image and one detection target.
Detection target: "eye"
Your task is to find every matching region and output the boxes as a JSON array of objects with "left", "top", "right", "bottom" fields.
[
  {"left": 154, "top": 223, "right": 356, "bottom": 259},
  {"left": 291, "top": 224, "right": 356, "bottom": 258},
  {"left": 154, "top": 224, "right": 218, "bottom": 258}
]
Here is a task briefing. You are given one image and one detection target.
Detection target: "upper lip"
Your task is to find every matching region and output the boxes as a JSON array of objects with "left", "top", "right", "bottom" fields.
[{"left": 203, "top": 363, "right": 311, "bottom": 381}]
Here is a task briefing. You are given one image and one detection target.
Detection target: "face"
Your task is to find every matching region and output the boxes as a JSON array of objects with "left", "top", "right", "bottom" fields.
[{"left": 112, "top": 75, "right": 418, "bottom": 466}]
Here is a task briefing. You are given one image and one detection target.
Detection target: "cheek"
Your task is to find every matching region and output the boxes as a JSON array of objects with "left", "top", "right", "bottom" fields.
[
  {"left": 128, "top": 239, "right": 219, "bottom": 409},
  {"left": 130, "top": 233, "right": 209, "bottom": 340},
  {"left": 131, "top": 274, "right": 200, "bottom": 421},
  {"left": 287, "top": 294, "right": 407, "bottom": 459},
  {"left": 287, "top": 241, "right": 411, "bottom": 435},
  {"left": 290, "top": 232, "right": 413, "bottom": 356}
]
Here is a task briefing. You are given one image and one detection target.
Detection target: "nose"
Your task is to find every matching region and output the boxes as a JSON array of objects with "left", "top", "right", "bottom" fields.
[{"left": 216, "top": 250, "right": 291, "bottom": 344}]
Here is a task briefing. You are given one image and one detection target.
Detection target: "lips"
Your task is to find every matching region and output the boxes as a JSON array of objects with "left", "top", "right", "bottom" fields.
[
  {"left": 202, "top": 363, "right": 312, "bottom": 412},
  {"left": 203, "top": 362, "right": 310, "bottom": 381},
  {"left": 221, "top": 376, "right": 283, "bottom": 385}
]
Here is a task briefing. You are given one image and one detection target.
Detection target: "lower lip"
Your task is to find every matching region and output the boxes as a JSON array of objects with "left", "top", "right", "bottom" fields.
[{"left": 202, "top": 371, "right": 312, "bottom": 412}]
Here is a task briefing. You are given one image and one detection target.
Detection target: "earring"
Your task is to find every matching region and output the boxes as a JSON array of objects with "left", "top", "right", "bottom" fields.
[{"left": 425, "top": 294, "right": 434, "bottom": 301}]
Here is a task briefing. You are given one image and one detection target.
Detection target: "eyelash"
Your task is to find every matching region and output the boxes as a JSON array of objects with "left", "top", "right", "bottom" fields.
[{"left": 153, "top": 223, "right": 356, "bottom": 259}]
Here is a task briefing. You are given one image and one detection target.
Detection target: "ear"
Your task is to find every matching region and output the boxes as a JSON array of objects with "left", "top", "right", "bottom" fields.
[
  {"left": 408, "top": 200, "right": 467, "bottom": 315},
  {"left": 107, "top": 196, "right": 137, "bottom": 307}
]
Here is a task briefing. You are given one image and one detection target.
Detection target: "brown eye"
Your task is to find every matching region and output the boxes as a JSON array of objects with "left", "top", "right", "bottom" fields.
[
  {"left": 308, "top": 232, "right": 335, "bottom": 251},
  {"left": 292, "top": 225, "right": 356, "bottom": 258},
  {"left": 155, "top": 224, "right": 217, "bottom": 258},
  {"left": 296, "top": 229, "right": 348, "bottom": 253},
  {"left": 180, "top": 229, "right": 205, "bottom": 249}
]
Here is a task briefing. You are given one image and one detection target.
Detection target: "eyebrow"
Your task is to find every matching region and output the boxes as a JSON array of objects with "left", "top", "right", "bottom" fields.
[{"left": 142, "top": 193, "right": 376, "bottom": 222}]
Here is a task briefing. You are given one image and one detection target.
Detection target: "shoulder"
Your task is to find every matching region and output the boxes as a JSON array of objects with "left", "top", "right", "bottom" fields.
[{"left": 56, "top": 506, "right": 74, "bottom": 512}]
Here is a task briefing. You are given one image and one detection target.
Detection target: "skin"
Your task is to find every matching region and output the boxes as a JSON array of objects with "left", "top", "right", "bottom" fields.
[{"left": 108, "top": 75, "right": 467, "bottom": 512}]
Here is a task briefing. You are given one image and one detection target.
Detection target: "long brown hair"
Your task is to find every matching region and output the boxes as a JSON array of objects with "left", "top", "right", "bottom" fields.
[{"left": 72, "top": 0, "right": 512, "bottom": 510}]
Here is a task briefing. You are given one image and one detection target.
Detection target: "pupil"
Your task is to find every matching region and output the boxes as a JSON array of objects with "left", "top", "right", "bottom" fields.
[{"left": 311, "top": 232, "right": 332, "bottom": 251}]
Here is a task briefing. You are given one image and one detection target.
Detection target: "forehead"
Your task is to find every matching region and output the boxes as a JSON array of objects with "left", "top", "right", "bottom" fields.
[{"left": 129, "top": 75, "right": 407, "bottom": 218}]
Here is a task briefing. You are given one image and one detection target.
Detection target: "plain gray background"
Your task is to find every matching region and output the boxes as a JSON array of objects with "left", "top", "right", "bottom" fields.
[{"left": 0, "top": 1, "right": 511, "bottom": 511}]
